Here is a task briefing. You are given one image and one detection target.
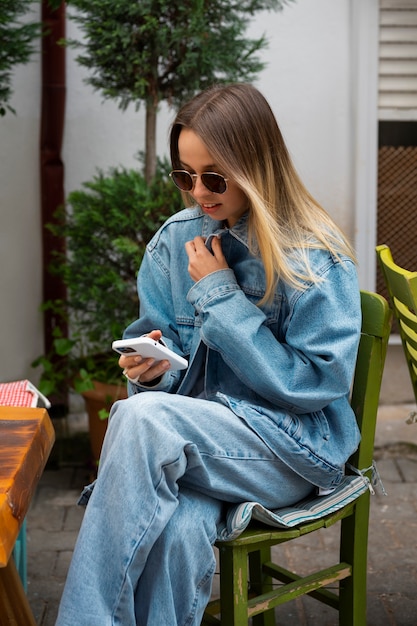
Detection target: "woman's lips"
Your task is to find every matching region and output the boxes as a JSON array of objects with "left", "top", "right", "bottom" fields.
[{"left": 201, "top": 203, "right": 221, "bottom": 214}]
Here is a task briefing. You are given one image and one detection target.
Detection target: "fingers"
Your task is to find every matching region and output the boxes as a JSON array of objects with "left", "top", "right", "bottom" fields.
[
  {"left": 185, "top": 235, "right": 228, "bottom": 281},
  {"left": 118, "top": 329, "right": 165, "bottom": 383},
  {"left": 185, "top": 236, "right": 223, "bottom": 258},
  {"left": 123, "top": 357, "right": 170, "bottom": 384},
  {"left": 210, "top": 235, "right": 226, "bottom": 260},
  {"left": 184, "top": 238, "right": 200, "bottom": 258}
]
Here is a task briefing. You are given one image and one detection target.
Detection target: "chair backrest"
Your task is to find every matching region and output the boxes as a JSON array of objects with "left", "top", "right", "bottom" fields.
[
  {"left": 376, "top": 244, "right": 417, "bottom": 405},
  {"left": 349, "top": 290, "right": 392, "bottom": 473}
]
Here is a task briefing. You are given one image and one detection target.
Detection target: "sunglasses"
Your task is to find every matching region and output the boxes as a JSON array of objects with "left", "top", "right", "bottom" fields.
[{"left": 169, "top": 170, "right": 228, "bottom": 194}]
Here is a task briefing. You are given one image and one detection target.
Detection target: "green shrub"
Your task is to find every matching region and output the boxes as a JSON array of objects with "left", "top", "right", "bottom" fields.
[{"left": 33, "top": 158, "right": 180, "bottom": 396}]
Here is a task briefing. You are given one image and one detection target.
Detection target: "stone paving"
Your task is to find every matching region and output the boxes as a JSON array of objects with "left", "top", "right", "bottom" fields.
[{"left": 25, "top": 402, "right": 417, "bottom": 625}]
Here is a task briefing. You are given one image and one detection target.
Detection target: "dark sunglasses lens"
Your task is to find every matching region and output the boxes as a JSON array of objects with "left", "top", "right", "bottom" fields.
[
  {"left": 171, "top": 171, "right": 193, "bottom": 191},
  {"left": 202, "top": 173, "right": 227, "bottom": 194}
]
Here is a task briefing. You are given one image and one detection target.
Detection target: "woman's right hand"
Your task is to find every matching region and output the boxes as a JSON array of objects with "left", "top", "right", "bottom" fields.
[{"left": 118, "top": 329, "right": 170, "bottom": 384}]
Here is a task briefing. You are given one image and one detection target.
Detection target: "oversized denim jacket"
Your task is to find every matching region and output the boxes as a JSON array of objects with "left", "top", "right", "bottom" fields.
[{"left": 124, "top": 207, "right": 362, "bottom": 490}]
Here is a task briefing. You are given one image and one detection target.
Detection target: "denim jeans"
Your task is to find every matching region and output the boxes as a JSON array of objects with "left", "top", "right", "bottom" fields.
[{"left": 56, "top": 392, "right": 314, "bottom": 625}]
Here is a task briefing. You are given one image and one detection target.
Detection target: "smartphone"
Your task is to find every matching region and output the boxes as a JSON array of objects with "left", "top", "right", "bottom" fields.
[{"left": 112, "top": 336, "right": 188, "bottom": 371}]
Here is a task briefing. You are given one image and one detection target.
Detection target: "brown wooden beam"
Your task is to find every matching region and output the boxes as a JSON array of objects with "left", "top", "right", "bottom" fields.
[{"left": 40, "top": 1, "right": 66, "bottom": 356}]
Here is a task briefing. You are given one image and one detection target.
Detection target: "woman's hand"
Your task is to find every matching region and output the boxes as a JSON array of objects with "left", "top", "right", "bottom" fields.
[
  {"left": 118, "top": 329, "right": 170, "bottom": 384},
  {"left": 185, "top": 235, "right": 229, "bottom": 282}
]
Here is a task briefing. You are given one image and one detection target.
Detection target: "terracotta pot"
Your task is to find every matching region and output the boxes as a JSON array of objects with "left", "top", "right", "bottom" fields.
[{"left": 82, "top": 380, "right": 127, "bottom": 463}]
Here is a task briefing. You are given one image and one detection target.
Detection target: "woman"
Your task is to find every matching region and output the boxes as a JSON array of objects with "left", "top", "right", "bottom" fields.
[{"left": 56, "top": 83, "right": 361, "bottom": 625}]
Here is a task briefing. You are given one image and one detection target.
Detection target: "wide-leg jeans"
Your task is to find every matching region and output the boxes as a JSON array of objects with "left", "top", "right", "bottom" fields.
[{"left": 56, "top": 391, "right": 314, "bottom": 625}]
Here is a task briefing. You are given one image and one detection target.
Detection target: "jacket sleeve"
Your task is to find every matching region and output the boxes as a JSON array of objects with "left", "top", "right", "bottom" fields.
[
  {"left": 122, "top": 248, "right": 187, "bottom": 396},
  {"left": 187, "top": 260, "right": 361, "bottom": 413}
]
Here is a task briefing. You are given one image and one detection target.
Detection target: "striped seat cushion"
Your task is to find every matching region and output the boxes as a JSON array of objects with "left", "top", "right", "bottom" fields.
[{"left": 217, "top": 474, "right": 370, "bottom": 541}]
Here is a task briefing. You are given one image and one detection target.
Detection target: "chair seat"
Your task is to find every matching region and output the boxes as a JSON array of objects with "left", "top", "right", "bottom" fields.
[{"left": 217, "top": 474, "right": 370, "bottom": 541}]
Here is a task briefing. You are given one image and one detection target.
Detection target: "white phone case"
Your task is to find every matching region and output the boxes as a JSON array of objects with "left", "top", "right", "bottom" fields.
[{"left": 112, "top": 337, "right": 188, "bottom": 371}]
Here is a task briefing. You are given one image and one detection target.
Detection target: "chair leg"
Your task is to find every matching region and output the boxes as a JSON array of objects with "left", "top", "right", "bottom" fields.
[
  {"left": 218, "top": 543, "right": 250, "bottom": 625},
  {"left": 249, "top": 547, "right": 276, "bottom": 626},
  {"left": 339, "top": 495, "right": 369, "bottom": 626}
]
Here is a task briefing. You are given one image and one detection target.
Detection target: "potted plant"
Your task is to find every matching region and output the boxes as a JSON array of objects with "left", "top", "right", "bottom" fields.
[{"left": 32, "top": 158, "right": 179, "bottom": 462}]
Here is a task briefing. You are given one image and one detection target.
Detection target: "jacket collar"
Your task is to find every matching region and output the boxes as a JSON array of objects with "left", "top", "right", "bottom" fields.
[{"left": 201, "top": 211, "right": 251, "bottom": 250}]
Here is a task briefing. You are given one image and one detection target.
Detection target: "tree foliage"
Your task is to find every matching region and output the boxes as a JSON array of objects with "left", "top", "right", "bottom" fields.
[
  {"left": 65, "top": 0, "right": 292, "bottom": 180},
  {"left": 66, "top": 0, "right": 290, "bottom": 110},
  {"left": 0, "top": 0, "right": 43, "bottom": 116}
]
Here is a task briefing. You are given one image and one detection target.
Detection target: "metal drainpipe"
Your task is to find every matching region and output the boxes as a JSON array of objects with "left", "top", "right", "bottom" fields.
[{"left": 40, "top": 1, "right": 66, "bottom": 358}]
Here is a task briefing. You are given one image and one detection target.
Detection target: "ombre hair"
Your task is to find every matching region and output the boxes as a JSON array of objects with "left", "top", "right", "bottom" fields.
[{"left": 170, "top": 83, "right": 356, "bottom": 304}]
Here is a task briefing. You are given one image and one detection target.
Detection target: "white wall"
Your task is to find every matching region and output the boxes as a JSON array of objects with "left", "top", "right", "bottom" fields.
[
  {"left": 0, "top": 22, "right": 43, "bottom": 384},
  {"left": 0, "top": 0, "right": 378, "bottom": 384},
  {"left": 252, "top": 0, "right": 353, "bottom": 234}
]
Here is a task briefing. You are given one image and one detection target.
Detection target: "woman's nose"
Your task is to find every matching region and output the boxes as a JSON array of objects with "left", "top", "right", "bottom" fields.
[{"left": 193, "top": 175, "right": 209, "bottom": 198}]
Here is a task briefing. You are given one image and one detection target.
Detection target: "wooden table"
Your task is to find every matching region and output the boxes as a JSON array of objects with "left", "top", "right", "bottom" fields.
[{"left": 0, "top": 406, "right": 55, "bottom": 624}]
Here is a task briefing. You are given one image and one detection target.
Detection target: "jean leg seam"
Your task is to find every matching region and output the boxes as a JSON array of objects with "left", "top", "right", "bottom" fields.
[{"left": 182, "top": 558, "right": 217, "bottom": 626}]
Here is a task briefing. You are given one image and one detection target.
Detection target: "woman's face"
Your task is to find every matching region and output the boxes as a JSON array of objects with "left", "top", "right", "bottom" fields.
[{"left": 177, "top": 129, "right": 249, "bottom": 228}]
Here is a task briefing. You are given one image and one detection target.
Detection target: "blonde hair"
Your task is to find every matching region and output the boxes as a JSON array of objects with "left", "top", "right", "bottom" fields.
[{"left": 170, "top": 83, "right": 356, "bottom": 304}]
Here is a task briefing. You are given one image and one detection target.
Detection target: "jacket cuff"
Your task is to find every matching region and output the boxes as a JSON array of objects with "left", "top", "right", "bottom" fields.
[{"left": 187, "top": 269, "right": 239, "bottom": 313}]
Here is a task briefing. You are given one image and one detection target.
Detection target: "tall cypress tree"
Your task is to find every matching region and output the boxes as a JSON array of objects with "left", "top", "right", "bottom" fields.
[{"left": 66, "top": 0, "right": 292, "bottom": 182}]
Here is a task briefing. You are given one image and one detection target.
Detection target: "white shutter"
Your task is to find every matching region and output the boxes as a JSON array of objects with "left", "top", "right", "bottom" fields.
[{"left": 379, "top": 0, "right": 417, "bottom": 119}]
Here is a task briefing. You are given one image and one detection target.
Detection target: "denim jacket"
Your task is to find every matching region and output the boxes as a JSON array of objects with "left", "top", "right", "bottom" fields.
[{"left": 124, "top": 207, "right": 361, "bottom": 490}]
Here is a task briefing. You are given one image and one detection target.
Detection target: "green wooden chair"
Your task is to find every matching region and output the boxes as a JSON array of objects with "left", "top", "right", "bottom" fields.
[
  {"left": 203, "top": 290, "right": 391, "bottom": 626},
  {"left": 376, "top": 244, "right": 417, "bottom": 405}
]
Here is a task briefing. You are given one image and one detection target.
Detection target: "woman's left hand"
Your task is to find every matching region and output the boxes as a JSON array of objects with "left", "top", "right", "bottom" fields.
[{"left": 185, "top": 236, "right": 229, "bottom": 282}]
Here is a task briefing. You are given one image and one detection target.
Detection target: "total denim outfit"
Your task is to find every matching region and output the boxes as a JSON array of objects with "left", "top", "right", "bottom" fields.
[{"left": 56, "top": 208, "right": 361, "bottom": 626}]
